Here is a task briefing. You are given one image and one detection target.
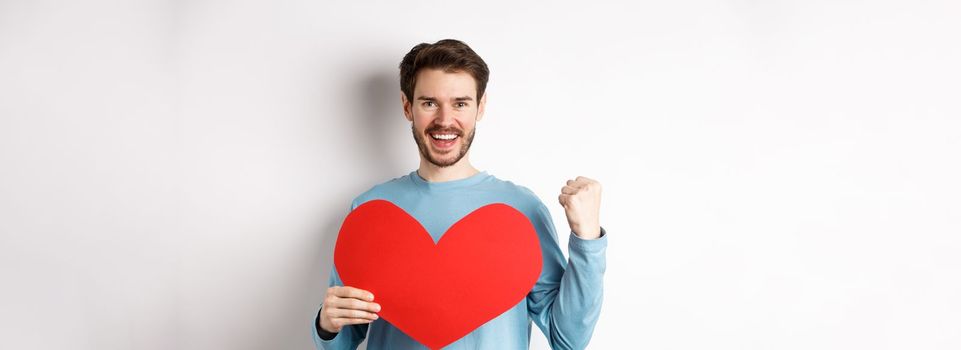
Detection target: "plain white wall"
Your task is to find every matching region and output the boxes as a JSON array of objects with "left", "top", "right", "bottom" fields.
[{"left": 2, "top": 0, "right": 960, "bottom": 349}]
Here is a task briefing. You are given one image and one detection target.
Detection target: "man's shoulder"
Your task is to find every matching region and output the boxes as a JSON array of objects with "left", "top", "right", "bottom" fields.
[
  {"left": 347, "top": 172, "right": 412, "bottom": 209},
  {"left": 480, "top": 175, "right": 549, "bottom": 215},
  {"left": 491, "top": 177, "right": 540, "bottom": 202},
  {"left": 487, "top": 177, "right": 557, "bottom": 235}
]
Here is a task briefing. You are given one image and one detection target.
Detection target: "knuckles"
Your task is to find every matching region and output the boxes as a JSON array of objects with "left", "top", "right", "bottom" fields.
[{"left": 566, "top": 177, "right": 602, "bottom": 191}]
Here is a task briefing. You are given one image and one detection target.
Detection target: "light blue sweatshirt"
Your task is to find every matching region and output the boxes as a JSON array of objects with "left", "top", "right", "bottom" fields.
[{"left": 312, "top": 170, "right": 607, "bottom": 350}]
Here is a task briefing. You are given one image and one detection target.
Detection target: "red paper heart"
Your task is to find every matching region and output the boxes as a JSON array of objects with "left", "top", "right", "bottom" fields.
[{"left": 334, "top": 199, "right": 543, "bottom": 349}]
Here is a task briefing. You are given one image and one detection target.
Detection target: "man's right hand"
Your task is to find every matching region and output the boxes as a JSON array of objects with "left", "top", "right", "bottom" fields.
[{"left": 319, "top": 286, "right": 381, "bottom": 333}]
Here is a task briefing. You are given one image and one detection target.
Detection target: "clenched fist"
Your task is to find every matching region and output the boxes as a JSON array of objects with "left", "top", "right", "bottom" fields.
[{"left": 558, "top": 176, "right": 602, "bottom": 239}]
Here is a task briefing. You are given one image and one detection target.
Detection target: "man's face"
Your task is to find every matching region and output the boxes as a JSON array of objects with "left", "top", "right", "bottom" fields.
[{"left": 403, "top": 68, "right": 486, "bottom": 168}]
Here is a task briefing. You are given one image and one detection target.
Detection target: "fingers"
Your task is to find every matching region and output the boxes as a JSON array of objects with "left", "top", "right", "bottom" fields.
[
  {"left": 566, "top": 179, "right": 591, "bottom": 189},
  {"left": 325, "top": 287, "right": 381, "bottom": 312},
  {"left": 560, "top": 176, "right": 601, "bottom": 208},
  {"left": 566, "top": 176, "right": 601, "bottom": 191},
  {"left": 321, "top": 286, "right": 382, "bottom": 332},
  {"left": 331, "top": 286, "right": 374, "bottom": 301},
  {"left": 566, "top": 179, "right": 585, "bottom": 188},
  {"left": 338, "top": 297, "right": 382, "bottom": 313},
  {"left": 575, "top": 175, "right": 596, "bottom": 183},
  {"left": 563, "top": 175, "right": 599, "bottom": 195},
  {"left": 327, "top": 307, "right": 379, "bottom": 321}
]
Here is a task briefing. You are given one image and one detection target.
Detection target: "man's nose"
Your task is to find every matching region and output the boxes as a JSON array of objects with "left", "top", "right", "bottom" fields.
[{"left": 434, "top": 104, "right": 456, "bottom": 125}]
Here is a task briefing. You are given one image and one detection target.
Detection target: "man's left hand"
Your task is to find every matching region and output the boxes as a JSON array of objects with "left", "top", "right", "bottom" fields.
[{"left": 558, "top": 176, "right": 602, "bottom": 239}]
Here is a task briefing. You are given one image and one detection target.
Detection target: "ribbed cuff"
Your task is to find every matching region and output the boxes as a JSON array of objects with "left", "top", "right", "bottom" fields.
[{"left": 569, "top": 226, "right": 608, "bottom": 254}]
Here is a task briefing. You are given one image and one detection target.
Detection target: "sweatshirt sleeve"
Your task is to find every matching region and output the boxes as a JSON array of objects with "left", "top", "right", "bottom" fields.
[
  {"left": 311, "top": 199, "right": 369, "bottom": 350},
  {"left": 525, "top": 199, "right": 608, "bottom": 350}
]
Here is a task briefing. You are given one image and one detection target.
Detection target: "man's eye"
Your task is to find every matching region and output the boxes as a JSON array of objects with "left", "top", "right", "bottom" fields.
[
  {"left": 456, "top": 102, "right": 468, "bottom": 108},
  {"left": 423, "top": 101, "right": 435, "bottom": 107}
]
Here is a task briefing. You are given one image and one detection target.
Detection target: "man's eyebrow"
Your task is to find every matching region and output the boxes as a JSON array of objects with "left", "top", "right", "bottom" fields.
[{"left": 416, "top": 96, "right": 474, "bottom": 102}]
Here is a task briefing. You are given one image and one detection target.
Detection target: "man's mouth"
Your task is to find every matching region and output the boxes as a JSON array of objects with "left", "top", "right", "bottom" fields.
[{"left": 428, "top": 132, "right": 459, "bottom": 149}]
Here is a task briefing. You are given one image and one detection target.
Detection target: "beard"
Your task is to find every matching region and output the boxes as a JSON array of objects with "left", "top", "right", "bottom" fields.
[{"left": 411, "top": 123, "right": 476, "bottom": 168}]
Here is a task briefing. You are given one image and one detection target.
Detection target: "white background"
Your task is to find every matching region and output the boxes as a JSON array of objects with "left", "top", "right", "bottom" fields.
[{"left": 2, "top": 0, "right": 960, "bottom": 349}]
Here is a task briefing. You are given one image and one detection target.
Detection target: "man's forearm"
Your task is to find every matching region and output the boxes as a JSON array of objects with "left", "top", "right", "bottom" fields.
[{"left": 549, "top": 227, "right": 608, "bottom": 349}]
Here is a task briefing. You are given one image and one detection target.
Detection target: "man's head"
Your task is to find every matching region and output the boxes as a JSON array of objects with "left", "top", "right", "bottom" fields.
[{"left": 399, "top": 39, "right": 489, "bottom": 168}]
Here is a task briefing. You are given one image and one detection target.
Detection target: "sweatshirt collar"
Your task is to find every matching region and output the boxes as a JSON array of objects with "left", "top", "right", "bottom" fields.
[{"left": 410, "top": 169, "right": 491, "bottom": 191}]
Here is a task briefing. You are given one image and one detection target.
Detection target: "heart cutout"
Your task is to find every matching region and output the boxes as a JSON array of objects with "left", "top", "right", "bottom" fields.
[{"left": 334, "top": 199, "right": 543, "bottom": 349}]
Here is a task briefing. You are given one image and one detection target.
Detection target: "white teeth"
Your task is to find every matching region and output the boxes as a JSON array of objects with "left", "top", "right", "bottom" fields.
[{"left": 431, "top": 134, "right": 457, "bottom": 140}]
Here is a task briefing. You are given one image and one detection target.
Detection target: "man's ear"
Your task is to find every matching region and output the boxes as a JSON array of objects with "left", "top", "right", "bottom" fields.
[
  {"left": 401, "top": 91, "right": 413, "bottom": 122},
  {"left": 476, "top": 92, "right": 487, "bottom": 122}
]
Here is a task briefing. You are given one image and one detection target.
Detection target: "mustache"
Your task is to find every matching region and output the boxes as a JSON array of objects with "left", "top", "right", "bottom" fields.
[{"left": 425, "top": 127, "right": 462, "bottom": 136}]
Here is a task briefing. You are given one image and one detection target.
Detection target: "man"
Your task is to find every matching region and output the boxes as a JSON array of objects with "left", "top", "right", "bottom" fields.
[{"left": 312, "top": 39, "right": 607, "bottom": 350}]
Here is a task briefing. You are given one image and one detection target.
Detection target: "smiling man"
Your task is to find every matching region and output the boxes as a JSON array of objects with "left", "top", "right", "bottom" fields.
[{"left": 312, "top": 39, "right": 608, "bottom": 350}]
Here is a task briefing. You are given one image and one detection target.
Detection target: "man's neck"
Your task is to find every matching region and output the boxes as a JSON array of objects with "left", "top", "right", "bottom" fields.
[{"left": 417, "top": 157, "right": 480, "bottom": 183}]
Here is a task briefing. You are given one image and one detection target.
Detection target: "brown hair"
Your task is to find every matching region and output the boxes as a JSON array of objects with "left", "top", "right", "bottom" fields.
[{"left": 399, "top": 39, "right": 490, "bottom": 103}]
